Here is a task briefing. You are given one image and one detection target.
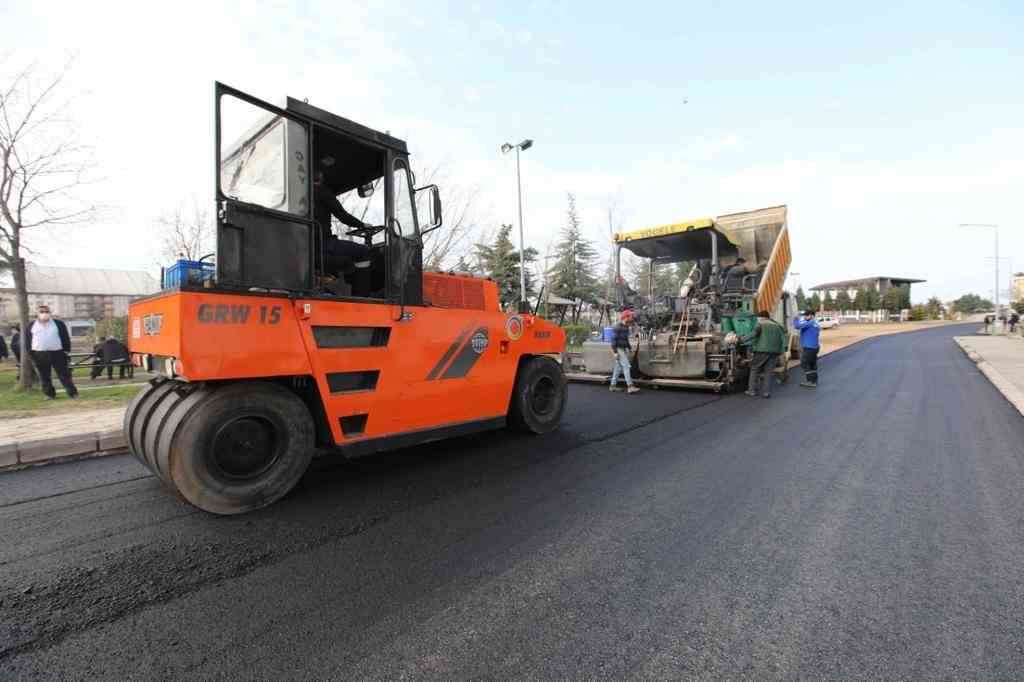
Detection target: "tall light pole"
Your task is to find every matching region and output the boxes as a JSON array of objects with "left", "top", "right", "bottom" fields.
[
  {"left": 502, "top": 139, "right": 533, "bottom": 313},
  {"left": 960, "top": 223, "right": 1000, "bottom": 329}
]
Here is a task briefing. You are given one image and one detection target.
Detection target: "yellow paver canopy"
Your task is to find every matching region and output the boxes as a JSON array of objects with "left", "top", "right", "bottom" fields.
[{"left": 613, "top": 219, "right": 740, "bottom": 262}]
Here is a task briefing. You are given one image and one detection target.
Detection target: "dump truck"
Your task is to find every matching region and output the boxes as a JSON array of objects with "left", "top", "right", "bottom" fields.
[
  {"left": 566, "top": 205, "right": 797, "bottom": 392},
  {"left": 124, "top": 83, "right": 567, "bottom": 515}
]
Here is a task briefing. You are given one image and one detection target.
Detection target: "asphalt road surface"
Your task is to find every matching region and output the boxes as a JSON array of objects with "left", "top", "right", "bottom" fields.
[{"left": 2, "top": 323, "right": 1023, "bottom": 680}]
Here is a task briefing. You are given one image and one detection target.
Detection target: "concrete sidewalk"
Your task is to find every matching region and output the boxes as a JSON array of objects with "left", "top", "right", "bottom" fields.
[
  {"left": 953, "top": 334, "right": 1024, "bottom": 417},
  {"left": 0, "top": 406, "right": 128, "bottom": 470}
]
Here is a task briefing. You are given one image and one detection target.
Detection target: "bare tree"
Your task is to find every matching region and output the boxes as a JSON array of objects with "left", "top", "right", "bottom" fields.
[
  {"left": 412, "top": 163, "right": 483, "bottom": 272},
  {"left": 158, "top": 199, "right": 214, "bottom": 263},
  {"left": 0, "top": 61, "right": 95, "bottom": 390}
]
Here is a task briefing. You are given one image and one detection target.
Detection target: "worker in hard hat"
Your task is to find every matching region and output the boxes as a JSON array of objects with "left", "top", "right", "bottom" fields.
[
  {"left": 609, "top": 309, "right": 640, "bottom": 394},
  {"left": 739, "top": 310, "right": 788, "bottom": 398}
]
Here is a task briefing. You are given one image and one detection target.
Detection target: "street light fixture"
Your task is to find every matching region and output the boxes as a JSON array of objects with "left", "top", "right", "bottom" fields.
[
  {"left": 959, "top": 223, "right": 1000, "bottom": 330},
  {"left": 502, "top": 139, "right": 534, "bottom": 313}
]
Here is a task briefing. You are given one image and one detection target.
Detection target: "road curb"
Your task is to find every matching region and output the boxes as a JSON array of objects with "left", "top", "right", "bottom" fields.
[
  {"left": 0, "top": 428, "right": 127, "bottom": 473},
  {"left": 953, "top": 336, "right": 1024, "bottom": 418}
]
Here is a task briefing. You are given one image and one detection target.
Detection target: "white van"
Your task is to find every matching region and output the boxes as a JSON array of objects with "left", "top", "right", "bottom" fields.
[{"left": 819, "top": 316, "right": 840, "bottom": 329}]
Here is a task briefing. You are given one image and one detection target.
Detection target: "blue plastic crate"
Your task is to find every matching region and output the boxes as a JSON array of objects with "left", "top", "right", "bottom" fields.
[{"left": 163, "top": 260, "right": 215, "bottom": 289}]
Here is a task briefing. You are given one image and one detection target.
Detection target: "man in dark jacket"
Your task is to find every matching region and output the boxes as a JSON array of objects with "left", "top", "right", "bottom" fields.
[
  {"left": 10, "top": 325, "right": 20, "bottom": 362},
  {"left": 29, "top": 305, "right": 78, "bottom": 399},
  {"left": 793, "top": 309, "right": 821, "bottom": 387},
  {"left": 314, "top": 170, "right": 376, "bottom": 273},
  {"left": 90, "top": 336, "right": 107, "bottom": 380},
  {"left": 721, "top": 257, "right": 749, "bottom": 292},
  {"left": 740, "top": 310, "right": 787, "bottom": 398},
  {"left": 101, "top": 337, "right": 131, "bottom": 379},
  {"left": 609, "top": 309, "right": 639, "bottom": 394}
]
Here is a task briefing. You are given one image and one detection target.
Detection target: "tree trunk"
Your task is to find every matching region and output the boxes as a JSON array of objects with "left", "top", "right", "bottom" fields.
[{"left": 14, "top": 256, "right": 34, "bottom": 390}]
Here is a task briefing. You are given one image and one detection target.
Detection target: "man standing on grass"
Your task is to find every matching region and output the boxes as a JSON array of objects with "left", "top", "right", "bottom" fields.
[
  {"left": 29, "top": 305, "right": 78, "bottom": 400},
  {"left": 609, "top": 309, "right": 640, "bottom": 394},
  {"left": 793, "top": 309, "right": 821, "bottom": 388},
  {"left": 741, "top": 310, "right": 788, "bottom": 398}
]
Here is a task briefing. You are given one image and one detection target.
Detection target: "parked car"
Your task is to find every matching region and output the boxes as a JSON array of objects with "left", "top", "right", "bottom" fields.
[{"left": 819, "top": 316, "right": 840, "bottom": 329}]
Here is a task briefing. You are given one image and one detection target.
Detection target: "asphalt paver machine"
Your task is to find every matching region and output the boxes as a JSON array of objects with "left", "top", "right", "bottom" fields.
[
  {"left": 566, "top": 205, "right": 797, "bottom": 392},
  {"left": 124, "top": 83, "right": 567, "bottom": 514}
]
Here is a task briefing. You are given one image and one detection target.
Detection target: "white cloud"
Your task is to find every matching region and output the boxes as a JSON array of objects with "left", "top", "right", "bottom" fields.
[{"left": 719, "top": 134, "right": 742, "bottom": 149}]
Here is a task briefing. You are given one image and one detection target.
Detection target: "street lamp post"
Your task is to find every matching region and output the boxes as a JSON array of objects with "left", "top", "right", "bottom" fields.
[
  {"left": 959, "top": 223, "right": 1000, "bottom": 331},
  {"left": 502, "top": 139, "right": 533, "bottom": 313}
]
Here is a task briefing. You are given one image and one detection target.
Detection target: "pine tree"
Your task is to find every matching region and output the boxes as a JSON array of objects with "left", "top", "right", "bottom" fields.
[
  {"left": 882, "top": 286, "right": 902, "bottom": 312},
  {"left": 810, "top": 292, "right": 822, "bottom": 311},
  {"left": 795, "top": 286, "right": 807, "bottom": 311},
  {"left": 897, "top": 284, "right": 912, "bottom": 310},
  {"left": 852, "top": 287, "right": 868, "bottom": 311},
  {"left": 925, "top": 296, "right": 943, "bottom": 319},
  {"left": 835, "top": 289, "right": 852, "bottom": 312},
  {"left": 475, "top": 224, "right": 537, "bottom": 309},
  {"left": 548, "top": 194, "right": 601, "bottom": 318},
  {"left": 864, "top": 287, "right": 881, "bottom": 311},
  {"left": 823, "top": 291, "right": 836, "bottom": 311},
  {"left": 454, "top": 255, "right": 473, "bottom": 274}
]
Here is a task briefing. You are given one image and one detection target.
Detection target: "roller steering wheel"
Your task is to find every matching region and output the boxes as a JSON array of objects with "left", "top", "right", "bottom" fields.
[{"left": 346, "top": 224, "right": 385, "bottom": 242}]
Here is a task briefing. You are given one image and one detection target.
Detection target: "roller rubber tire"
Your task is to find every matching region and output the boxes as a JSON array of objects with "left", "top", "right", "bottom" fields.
[
  {"left": 508, "top": 356, "right": 567, "bottom": 435},
  {"left": 154, "top": 386, "right": 217, "bottom": 487},
  {"left": 122, "top": 381, "right": 155, "bottom": 462},
  {"left": 166, "top": 382, "right": 314, "bottom": 515},
  {"left": 126, "top": 380, "right": 177, "bottom": 473}
]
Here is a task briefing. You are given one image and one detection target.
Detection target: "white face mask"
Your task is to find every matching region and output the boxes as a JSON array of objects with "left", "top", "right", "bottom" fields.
[{"left": 38, "top": 313, "right": 51, "bottom": 322}]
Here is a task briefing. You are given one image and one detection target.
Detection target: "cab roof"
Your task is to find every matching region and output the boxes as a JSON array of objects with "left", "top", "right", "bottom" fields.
[
  {"left": 285, "top": 97, "right": 409, "bottom": 154},
  {"left": 614, "top": 218, "right": 740, "bottom": 261}
]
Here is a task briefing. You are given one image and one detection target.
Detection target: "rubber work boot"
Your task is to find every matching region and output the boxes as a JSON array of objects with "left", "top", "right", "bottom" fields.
[{"left": 627, "top": 385, "right": 640, "bottom": 394}]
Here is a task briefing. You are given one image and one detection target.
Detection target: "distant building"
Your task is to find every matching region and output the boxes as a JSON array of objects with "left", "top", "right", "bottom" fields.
[
  {"left": 0, "top": 265, "right": 158, "bottom": 337},
  {"left": 810, "top": 276, "right": 926, "bottom": 301},
  {"left": 1013, "top": 273, "right": 1024, "bottom": 302}
]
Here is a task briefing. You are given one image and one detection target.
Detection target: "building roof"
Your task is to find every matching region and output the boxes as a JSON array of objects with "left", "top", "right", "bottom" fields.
[
  {"left": 8, "top": 265, "right": 159, "bottom": 296},
  {"left": 810, "top": 276, "right": 926, "bottom": 291}
]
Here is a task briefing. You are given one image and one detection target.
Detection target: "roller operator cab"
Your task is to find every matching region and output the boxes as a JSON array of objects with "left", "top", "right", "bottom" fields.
[{"left": 126, "top": 83, "right": 567, "bottom": 515}]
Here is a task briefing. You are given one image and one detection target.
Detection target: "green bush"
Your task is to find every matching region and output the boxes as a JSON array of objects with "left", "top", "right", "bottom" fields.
[
  {"left": 561, "top": 323, "right": 592, "bottom": 347},
  {"left": 908, "top": 305, "right": 928, "bottom": 321}
]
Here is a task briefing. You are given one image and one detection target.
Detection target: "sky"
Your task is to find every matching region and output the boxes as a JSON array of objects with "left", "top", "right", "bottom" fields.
[{"left": 3, "top": 0, "right": 1022, "bottom": 302}]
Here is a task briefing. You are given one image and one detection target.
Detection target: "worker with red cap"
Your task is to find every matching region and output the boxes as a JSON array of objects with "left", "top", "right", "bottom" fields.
[{"left": 609, "top": 309, "right": 639, "bottom": 394}]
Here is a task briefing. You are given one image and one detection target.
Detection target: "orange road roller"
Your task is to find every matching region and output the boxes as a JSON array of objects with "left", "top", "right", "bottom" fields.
[{"left": 125, "top": 83, "right": 566, "bottom": 514}]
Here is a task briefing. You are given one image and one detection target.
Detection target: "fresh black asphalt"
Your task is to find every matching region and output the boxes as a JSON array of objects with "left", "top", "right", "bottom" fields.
[{"left": 1, "top": 323, "right": 1022, "bottom": 679}]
